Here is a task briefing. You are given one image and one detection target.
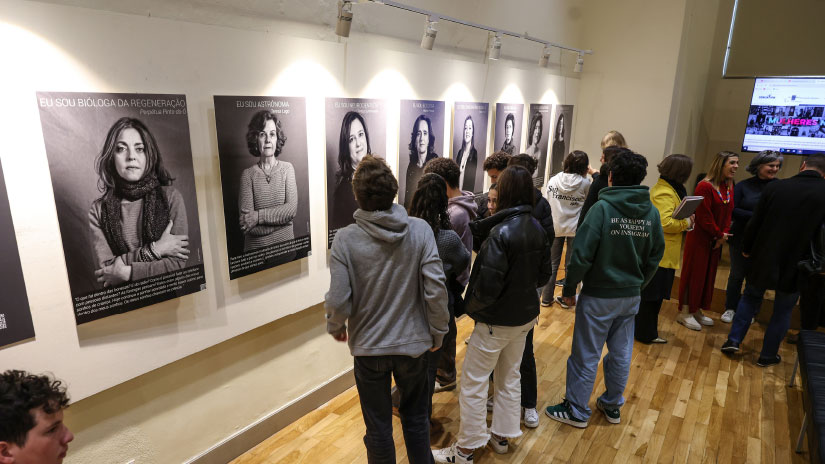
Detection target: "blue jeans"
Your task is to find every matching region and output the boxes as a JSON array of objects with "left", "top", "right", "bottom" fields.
[
  {"left": 565, "top": 294, "right": 639, "bottom": 420},
  {"left": 727, "top": 283, "right": 800, "bottom": 359},
  {"left": 724, "top": 240, "right": 750, "bottom": 311},
  {"left": 354, "top": 355, "right": 434, "bottom": 464}
]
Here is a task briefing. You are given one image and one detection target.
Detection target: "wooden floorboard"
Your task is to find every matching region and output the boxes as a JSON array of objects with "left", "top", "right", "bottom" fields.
[{"left": 232, "top": 299, "right": 809, "bottom": 463}]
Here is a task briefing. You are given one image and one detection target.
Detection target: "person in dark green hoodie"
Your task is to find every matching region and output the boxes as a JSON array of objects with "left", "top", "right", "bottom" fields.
[{"left": 545, "top": 150, "right": 665, "bottom": 428}]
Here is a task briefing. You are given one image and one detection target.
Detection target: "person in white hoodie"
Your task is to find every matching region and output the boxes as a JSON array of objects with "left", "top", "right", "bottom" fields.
[{"left": 542, "top": 150, "right": 592, "bottom": 307}]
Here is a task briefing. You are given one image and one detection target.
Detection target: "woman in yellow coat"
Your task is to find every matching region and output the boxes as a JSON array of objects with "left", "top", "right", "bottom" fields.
[{"left": 634, "top": 155, "right": 695, "bottom": 343}]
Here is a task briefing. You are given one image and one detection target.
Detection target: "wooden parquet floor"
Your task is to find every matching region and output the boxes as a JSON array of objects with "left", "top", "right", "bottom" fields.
[{"left": 232, "top": 300, "right": 808, "bottom": 463}]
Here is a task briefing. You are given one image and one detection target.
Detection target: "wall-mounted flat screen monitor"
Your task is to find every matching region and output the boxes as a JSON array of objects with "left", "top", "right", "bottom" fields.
[{"left": 742, "top": 77, "right": 825, "bottom": 155}]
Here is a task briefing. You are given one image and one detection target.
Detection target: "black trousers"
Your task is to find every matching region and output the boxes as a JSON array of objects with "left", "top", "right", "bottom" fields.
[
  {"left": 799, "top": 273, "right": 825, "bottom": 330},
  {"left": 435, "top": 315, "right": 457, "bottom": 384},
  {"left": 634, "top": 298, "right": 663, "bottom": 343},
  {"left": 519, "top": 328, "right": 537, "bottom": 408},
  {"left": 354, "top": 355, "right": 434, "bottom": 464}
]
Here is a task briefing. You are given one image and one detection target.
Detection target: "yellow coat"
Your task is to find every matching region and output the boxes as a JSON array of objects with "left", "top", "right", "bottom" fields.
[{"left": 650, "top": 178, "right": 691, "bottom": 270}]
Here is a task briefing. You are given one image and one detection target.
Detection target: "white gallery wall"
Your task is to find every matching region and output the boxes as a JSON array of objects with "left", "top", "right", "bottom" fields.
[{"left": 0, "top": 0, "right": 584, "bottom": 461}]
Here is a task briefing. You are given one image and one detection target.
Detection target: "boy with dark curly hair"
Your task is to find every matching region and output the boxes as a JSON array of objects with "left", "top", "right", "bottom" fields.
[
  {"left": 0, "top": 370, "right": 73, "bottom": 463},
  {"left": 545, "top": 150, "right": 664, "bottom": 429},
  {"left": 326, "top": 155, "right": 449, "bottom": 463}
]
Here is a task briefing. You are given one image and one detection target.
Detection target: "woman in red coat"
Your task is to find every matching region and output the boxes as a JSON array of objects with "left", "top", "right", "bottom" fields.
[{"left": 677, "top": 151, "right": 739, "bottom": 331}]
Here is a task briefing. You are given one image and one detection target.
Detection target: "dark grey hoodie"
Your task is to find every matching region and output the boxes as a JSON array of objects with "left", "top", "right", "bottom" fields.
[{"left": 325, "top": 204, "right": 450, "bottom": 357}]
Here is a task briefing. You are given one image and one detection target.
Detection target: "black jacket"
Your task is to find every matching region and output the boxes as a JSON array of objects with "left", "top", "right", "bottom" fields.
[
  {"left": 577, "top": 171, "right": 608, "bottom": 229},
  {"left": 465, "top": 205, "right": 552, "bottom": 326},
  {"left": 743, "top": 170, "right": 825, "bottom": 292},
  {"left": 471, "top": 189, "right": 554, "bottom": 252}
]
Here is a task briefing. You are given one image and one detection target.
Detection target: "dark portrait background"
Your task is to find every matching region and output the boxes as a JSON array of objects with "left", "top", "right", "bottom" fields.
[
  {"left": 0, "top": 159, "right": 35, "bottom": 348},
  {"left": 398, "top": 99, "right": 445, "bottom": 208},
  {"left": 528, "top": 103, "right": 552, "bottom": 186},
  {"left": 451, "top": 102, "right": 489, "bottom": 194},
  {"left": 549, "top": 104, "right": 575, "bottom": 177},
  {"left": 36, "top": 92, "right": 203, "bottom": 299},
  {"left": 324, "top": 97, "right": 386, "bottom": 245},
  {"left": 494, "top": 103, "right": 524, "bottom": 156},
  {"left": 214, "top": 96, "right": 311, "bottom": 267}
]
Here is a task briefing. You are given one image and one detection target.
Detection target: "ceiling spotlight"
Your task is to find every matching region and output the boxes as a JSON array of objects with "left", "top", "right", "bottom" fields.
[
  {"left": 574, "top": 53, "right": 584, "bottom": 73},
  {"left": 538, "top": 45, "right": 551, "bottom": 67},
  {"left": 487, "top": 32, "right": 501, "bottom": 61},
  {"left": 421, "top": 16, "right": 438, "bottom": 50},
  {"left": 335, "top": 1, "right": 354, "bottom": 38}
]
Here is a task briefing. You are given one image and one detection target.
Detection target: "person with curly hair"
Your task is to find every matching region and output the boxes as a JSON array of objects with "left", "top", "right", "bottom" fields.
[
  {"left": 89, "top": 117, "right": 189, "bottom": 288},
  {"left": 238, "top": 109, "right": 298, "bottom": 252},
  {"left": 0, "top": 370, "right": 73, "bottom": 463},
  {"left": 545, "top": 150, "right": 664, "bottom": 429},
  {"left": 475, "top": 152, "right": 510, "bottom": 221},
  {"left": 408, "top": 173, "right": 471, "bottom": 419},
  {"left": 326, "top": 155, "right": 449, "bottom": 463},
  {"left": 401, "top": 115, "right": 440, "bottom": 209}
]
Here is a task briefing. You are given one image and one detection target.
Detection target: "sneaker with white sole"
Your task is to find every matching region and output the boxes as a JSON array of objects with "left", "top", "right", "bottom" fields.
[
  {"left": 522, "top": 407, "right": 540, "bottom": 428},
  {"left": 677, "top": 313, "right": 701, "bottom": 331},
  {"left": 554, "top": 295, "right": 571, "bottom": 309},
  {"left": 433, "top": 444, "right": 473, "bottom": 463},
  {"left": 721, "top": 309, "right": 735, "bottom": 323},
  {"left": 695, "top": 310, "right": 714, "bottom": 326},
  {"left": 434, "top": 379, "right": 456, "bottom": 393},
  {"left": 488, "top": 434, "right": 509, "bottom": 454},
  {"left": 544, "top": 399, "right": 588, "bottom": 428},
  {"left": 596, "top": 399, "right": 621, "bottom": 424}
]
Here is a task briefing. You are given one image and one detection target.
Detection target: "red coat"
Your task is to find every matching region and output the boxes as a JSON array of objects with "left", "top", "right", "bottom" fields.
[{"left": 678, "top": 180, "right": 734, "bottom": 312}]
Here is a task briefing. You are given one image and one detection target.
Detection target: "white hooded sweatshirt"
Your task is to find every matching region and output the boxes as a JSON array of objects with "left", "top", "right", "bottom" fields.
[{"left": 545, "top": 172, "right": 591, "bottom": 237}]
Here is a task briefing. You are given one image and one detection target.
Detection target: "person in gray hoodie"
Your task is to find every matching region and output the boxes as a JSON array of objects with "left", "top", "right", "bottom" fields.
[
  {"left": 423, "top": 158, "right": 477, "bottom": 391},
  {"left": 326, "top": 155, "right": 449, "bottom": 464}
]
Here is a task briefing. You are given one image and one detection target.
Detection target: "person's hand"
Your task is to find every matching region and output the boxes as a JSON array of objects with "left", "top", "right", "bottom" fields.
[
  {"left": 429, "top": 345, "right": 440, "bottom": 352},
  {"left": 95, "top": 256, "right": 131, "bottom": 287},
  {"left": 723, "top": 233, "right": 733, "bottom": 241},
  {"left": 153, "top": 221, "right": 190, "bottom": 259},
  {"left": 587, "top": 165, "right": 598, "bottom": 176},
  {"left": 332, "top": 329, "right": 348, "bottom": 342},
  {"left": 687, "top": 214, "right": 695, "bottom": 229},
  {"left": 562, "top": 295, "right": 576, "bottom": 307},
  {"left": 240, "top": 209, "right": 259, "bottom": 234}
]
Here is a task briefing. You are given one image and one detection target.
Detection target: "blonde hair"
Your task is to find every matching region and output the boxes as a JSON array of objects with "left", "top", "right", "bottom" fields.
[
  {"left": 704, "top": 151, "right": 739, "bottom": 187},
  {"left": 600, "top": 130, "right": 627, "bottom": 150}
]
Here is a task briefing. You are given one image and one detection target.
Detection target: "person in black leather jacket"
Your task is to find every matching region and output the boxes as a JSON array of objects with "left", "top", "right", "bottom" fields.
[
  {"left": 507, "top": 154, "right": 555, "bottom": 244},
  {"left": 433, "top": 165, "right": 551, "bottom": 463}
]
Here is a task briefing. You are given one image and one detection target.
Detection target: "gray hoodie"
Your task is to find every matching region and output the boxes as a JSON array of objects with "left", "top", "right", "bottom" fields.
[
  {"left": 325, "top": 204, "right": 450, "bottom": 357},
  {"left": 448, "top": 191, "right": 478, "bottom": 286}
]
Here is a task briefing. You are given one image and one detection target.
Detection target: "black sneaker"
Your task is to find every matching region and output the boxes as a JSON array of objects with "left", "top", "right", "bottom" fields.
[
  {"left": 545, "top": 399, "right": 588, "bottom": 428},
  {"left": 756, "top": 355, "right": 781, "bottom": 367},
  {"left": 555, "top": 296, "right": 571, "bottom": 309},
  {"left": 596, "top": 399, "right": 620, "bottom": 424},
  {"left": 721, "top": 339, "right": 740, "bottom": 355},
  {"left": 555, "top": 278, "right": 566, "bottom": 287}
]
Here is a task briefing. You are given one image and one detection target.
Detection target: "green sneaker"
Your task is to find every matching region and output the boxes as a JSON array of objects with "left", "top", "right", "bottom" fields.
[
  {"left": 596, "top": 399, "right": 620, "bottom": 424},
  {"left": 544, "top": 399, "right": 588, "bottom": 428}
]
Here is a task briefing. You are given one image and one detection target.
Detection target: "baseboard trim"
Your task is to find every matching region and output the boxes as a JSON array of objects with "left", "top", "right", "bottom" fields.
[{"left": 185, "top": 368, "right": 355, "bottom": 464}]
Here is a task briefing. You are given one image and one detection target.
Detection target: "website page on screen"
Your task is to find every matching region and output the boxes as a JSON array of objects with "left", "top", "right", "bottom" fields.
[{"left": 742, "top": 78, "right": 825, "bottom": 155}]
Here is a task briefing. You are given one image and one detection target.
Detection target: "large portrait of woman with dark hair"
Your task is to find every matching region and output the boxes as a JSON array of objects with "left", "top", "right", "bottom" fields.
[
  {"left": 451, "top": 102, "right": 489, "bottom": 194},
  {"left": 36, "top": 91, "right": 205, "bottom": 324},
  {"left": 526, "top": 103, "right": 552, "bottom": 187},
  {"left": 494, "top": 103, "right": 523, "bottom": 158},
  {"left": 325, "top": 98, "right": 386, "bottom": 247},
  {"left": 214, "top": 95, "right": 311, "bottom": 280},
  {"left": 398, "top": 99, "right": 445, "bottom": 210}
]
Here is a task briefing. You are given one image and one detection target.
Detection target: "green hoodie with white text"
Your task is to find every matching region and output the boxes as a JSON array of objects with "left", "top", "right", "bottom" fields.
[{"left": 562, "top": 186, "right": 665, "bottom": 299}]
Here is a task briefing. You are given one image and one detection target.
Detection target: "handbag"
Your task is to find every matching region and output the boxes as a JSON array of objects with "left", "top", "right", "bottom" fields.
[{"left": 798, "top": 222, "right": 825, "bottom": 275}]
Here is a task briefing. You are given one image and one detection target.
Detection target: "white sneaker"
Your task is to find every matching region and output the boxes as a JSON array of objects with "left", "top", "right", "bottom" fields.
[
  {"left": 433, "top": 444, "right": 473, "bottom": 463},
  {"left": 721, "top": 309, "right": 735, "bottom": 323},
  {"left": 695, "top": 310, "right": 714, "bottom": 326},
  {"left": 677, "top": 313, "right": 702, "bottom": 331},
  {"left": 523, "top": 407, "right": 540, "bottom": 428}
]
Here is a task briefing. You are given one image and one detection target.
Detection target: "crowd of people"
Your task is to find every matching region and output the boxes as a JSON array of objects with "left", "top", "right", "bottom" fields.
[
  {"left": 5, "top": 133, "right": 825, "bottom": 464},
  {"left": 324, "top": 131, "right": 825, "bottom": 463}
]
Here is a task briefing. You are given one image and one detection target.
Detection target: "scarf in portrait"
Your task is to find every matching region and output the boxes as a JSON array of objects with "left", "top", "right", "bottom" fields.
[{"left": 100, "top": 173, "right": 170, "bottom": 257}]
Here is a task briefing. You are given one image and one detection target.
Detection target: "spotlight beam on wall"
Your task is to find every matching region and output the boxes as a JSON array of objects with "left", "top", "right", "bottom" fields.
[{"left": 343, "top": 0, "right": 594, "bottom": 67}]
